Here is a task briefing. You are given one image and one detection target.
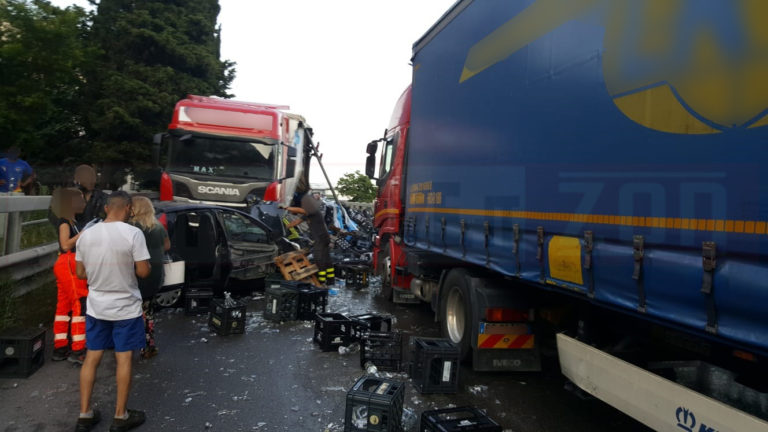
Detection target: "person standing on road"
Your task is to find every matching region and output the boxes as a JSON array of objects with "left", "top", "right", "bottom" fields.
[
  {"left": 50, "top": 188, "right": 89, "bottom": 363},
  {"left": 74, "top": 191, "right": 151, "bottom": 432},
  {"left": 0, "top": 146, "right": 35, "bottom": 193},
  {"left": 74, "top": 164, "right": 108, "bottom": 228},
  {"left": 129, "top": 196, "right": 170, "bottom": 359},
  {"left": 285, "top": 177, "right": 335, "bottom": 286}
]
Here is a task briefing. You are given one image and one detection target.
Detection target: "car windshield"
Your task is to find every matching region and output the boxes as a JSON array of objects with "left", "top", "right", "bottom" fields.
[{"left": 167, "top": 136, "right": 277, "bottom": 180}]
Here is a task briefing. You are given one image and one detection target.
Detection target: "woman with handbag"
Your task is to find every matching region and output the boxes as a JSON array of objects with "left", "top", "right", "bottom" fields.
[{"left": 129, "top": 196, "right": 170, "bottom": 359}]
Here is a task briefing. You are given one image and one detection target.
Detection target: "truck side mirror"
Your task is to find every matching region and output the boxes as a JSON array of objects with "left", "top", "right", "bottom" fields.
[
  {"left": 366, "top": 140, "right": 379, "bottom": 155},
  {"left": 284, "top": 145, "right": 298, "bottom": 180},
  {"left": 365, "top": 154, "right": 377, "bottom": 179}
]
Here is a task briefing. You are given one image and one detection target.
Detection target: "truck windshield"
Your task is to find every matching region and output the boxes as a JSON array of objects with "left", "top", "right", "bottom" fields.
[{"left": 167, "top": 136, "right": 277, "bottom": 180}]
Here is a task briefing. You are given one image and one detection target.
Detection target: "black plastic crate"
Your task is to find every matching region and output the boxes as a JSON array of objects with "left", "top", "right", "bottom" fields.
[
  {"left": 313, "top": 313, "right": 352, "bottom": 351},
  {"left": 420, "top": 406, "right": 502, "bottom": 432},
  {"left": 184, "top": 289, "right": 213, "bottom": 315},
  {"left": 410, "top": 337, "right": 460, "bottom": 394},
  {"left": 340, "top": 264, "right": 370, "bottom": 289},
  {"left": 208, "top": 298, "right": 247, "bottom": 335},
  {"left": 360, "top": 331, "right": 403, "bottom": 372},
  {"left": 264, "top": 273, "right": 284, "bottom": 290},
  {"left": 281, "top": 281, "right": 328, "bottom": 321},
  {"left": 0, "top": 327, "right": 45, "bottom": 378},
  {"left": 344, "top": 376, "right": 404, "bottom": 432},
  {"left": 350, "top": 314, "right": 393, "bottom": 341},
  {"left": 264, "top": 285, "right": 299, "bottom": 322},
  {"left": 297, "top": 287, "right": 328, "bottom": 321}
]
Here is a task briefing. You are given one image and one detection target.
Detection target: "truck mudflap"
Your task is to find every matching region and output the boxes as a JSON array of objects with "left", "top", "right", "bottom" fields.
[
  {"left": 556, "top": 333, "right": 768, "bottom": 432},
  {"left": 472, "top": 321, "right": 541, "bottom": 372}
]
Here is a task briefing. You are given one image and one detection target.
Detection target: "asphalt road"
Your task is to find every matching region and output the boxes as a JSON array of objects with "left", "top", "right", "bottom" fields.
[{"left": 1, "top": 278, "right": 651, "bottom": 432}]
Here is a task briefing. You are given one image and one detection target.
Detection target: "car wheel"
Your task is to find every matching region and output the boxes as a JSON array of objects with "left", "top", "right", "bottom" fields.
[{"left": 154, "top": 289, "right": 182, "bottom": 308}]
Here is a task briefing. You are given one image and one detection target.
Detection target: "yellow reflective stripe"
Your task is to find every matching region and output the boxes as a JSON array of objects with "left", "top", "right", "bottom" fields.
[
  {"left": 54, "top": 334, "right": 68, "bottom": 340},
  {"left": 55, "top": 315, "right": 70, "bottom": 322},
  {"left": 72, "top": 335, "right": 86, "bottom": 342},
  {"left": 375, "top": 209, "right": 400, "bottom": 219},
  {"left": 72, "top": 316, "right": 86, "bottom": 323},
  {"left": 408, "top": 207, "right": 768, "bottom": 235}
]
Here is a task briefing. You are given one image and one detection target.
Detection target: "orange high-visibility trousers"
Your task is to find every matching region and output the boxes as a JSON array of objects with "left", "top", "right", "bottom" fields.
[{"left": 53, "top": 251, "right": 88, "bottom": 351}]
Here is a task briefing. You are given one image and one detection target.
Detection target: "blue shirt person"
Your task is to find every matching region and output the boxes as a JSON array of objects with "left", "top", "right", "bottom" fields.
[{"left": 0, "top": 146, "right": 35, "bottom": 193}]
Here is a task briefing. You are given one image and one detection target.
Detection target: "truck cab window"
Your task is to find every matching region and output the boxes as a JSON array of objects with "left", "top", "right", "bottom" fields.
[{"left": 379, "top": 134, "right": 397, "bottom": 180}]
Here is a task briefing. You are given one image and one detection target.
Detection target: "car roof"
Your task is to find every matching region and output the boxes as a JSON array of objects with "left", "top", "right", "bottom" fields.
[
  {"left": 153, "top": 201, "right": 275, "bottom": 234},
  {"left": 153, "top": 201, "right": 234, "bottom": 213}
]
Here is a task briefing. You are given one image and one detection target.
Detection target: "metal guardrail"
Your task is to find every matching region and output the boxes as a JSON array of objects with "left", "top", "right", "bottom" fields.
[{"left": 0, "top": 195, "right": 57, "bottom": 296}]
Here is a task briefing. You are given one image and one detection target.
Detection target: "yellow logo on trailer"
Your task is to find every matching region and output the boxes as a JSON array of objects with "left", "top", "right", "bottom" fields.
[{"left": 461, "top": 0, "right": 768, "bottom": 134}]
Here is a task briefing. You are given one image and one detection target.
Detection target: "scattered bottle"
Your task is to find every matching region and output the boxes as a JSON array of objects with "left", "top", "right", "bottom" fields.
[
  {"left": 364, "top": 361, "right": 379, "bottom": 376},
  {"left": 338, "top": 343, "right": 360, "bottom": 355},
  {"left": 401, "top": 407, "right": 419, "bottom": 431}
]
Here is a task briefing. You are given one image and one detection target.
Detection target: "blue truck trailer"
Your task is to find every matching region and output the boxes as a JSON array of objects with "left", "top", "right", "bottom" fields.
[{"left": 365, "top": 1, "right": 768, "bottom": 430}]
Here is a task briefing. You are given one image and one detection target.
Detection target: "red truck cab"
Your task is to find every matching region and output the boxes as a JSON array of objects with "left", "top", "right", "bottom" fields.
[
  {"left": 367, "top": 86, "right": 417, "bottom": 302},
  {"left": 157, "top": 95, "right": 311, "bottom": 209}
]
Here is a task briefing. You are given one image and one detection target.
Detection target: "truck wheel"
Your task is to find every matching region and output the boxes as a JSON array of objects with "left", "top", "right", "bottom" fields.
[
  {"left": 440, "top": 269, "right": 472, "bottom": 360},
  {"left": 377, "top": 243, "right": 393, "bottom": 300}
]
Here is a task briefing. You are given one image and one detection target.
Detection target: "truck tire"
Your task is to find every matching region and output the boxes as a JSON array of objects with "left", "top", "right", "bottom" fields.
[
  {"left": 377, "top": 243, "right": 393, "bottom": 300},
  {"left": 440, "top": 269, "right": 472, "bottom": 361}
]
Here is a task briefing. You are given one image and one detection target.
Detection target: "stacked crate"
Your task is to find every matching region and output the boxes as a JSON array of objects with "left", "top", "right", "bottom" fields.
[
  {"left": 350, "top": 314, "right": 393, "bottom": 341},
  {"left": 360, "top": 331, "right": 403, "bottom": 372}
]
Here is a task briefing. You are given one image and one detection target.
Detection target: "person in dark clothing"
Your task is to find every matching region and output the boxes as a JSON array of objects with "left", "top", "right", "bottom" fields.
[
  {"left": 74, "top": 164, "right": 108, "bottom": 228},
  {"left": 286, "top": 178, "right": 335, "bottom": 285},
  {"left": 129, "top": 196, "right": 170, "bottom": 359}
]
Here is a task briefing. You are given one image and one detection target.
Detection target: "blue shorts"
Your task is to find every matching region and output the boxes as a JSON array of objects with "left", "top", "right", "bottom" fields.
[{"left": 85, "top": 315, "right": 145, "bottom": 352}]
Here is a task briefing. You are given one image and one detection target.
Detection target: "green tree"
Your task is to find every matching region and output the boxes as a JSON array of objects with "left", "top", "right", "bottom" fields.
[
  {"left": 83, "top": 0, "right": 235, "bottom": 187},
  {"left": 0, "top": 0, "right": 91, "bottom": 185},
  {"left": 336, "top": 171, "right": 377, "bottom": 202}
]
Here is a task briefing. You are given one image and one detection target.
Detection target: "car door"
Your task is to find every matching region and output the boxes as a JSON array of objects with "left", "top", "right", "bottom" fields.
[
  {"left": 217, "top": 209, "right": 278, "bottom": 280},
  {"left": 171, "top": 209, "right": 226, "bottom": 285}
]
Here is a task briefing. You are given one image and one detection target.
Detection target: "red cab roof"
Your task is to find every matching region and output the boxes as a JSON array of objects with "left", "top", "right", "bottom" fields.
[{"left": 168, "top": 95, "right": 289, "bottom": 140}]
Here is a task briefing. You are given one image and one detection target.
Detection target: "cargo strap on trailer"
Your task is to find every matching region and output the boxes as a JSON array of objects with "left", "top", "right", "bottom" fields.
[
  {"left": 513, "top": 224, "right": 521, "bottom": 276},
  {"left": 702, "top": 242, "right": 718, "bottom": 334},
  {"left": 584, "top": 231, "right": 595, "bottom": 298},
  {"left": 537, "top": 227, "right": 545, "bottom": 282},
  {"left": 632, "top": 235, "right": 646, "bottom": 313}
]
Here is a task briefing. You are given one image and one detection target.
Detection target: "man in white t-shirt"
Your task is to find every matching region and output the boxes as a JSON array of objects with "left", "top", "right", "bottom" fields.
[{"left": 74, "top": 191, "right": 151, "bottom": 432}]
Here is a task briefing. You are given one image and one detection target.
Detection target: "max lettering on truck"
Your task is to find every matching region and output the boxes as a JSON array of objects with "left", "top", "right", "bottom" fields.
[
  {"left": 676, "top": 407, "right": 719, "bottom": 432},
  {"left": 198, "top": 186, "right": 241, "bottom": 196}
]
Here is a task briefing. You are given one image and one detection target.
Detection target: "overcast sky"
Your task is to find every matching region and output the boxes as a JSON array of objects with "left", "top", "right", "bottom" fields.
[{"left": 48, "top": 0, "right": 456, "bottom": 187}]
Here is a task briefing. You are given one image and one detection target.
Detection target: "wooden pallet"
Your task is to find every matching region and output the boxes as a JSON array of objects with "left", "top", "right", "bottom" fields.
[{"left": 274, "top": 250, "right": 321, "bottom": 286}]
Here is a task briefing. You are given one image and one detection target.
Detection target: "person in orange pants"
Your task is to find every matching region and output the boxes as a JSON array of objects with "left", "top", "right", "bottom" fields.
[{"left": 51, "top": 188, "right": 88, "bottom": 364}]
